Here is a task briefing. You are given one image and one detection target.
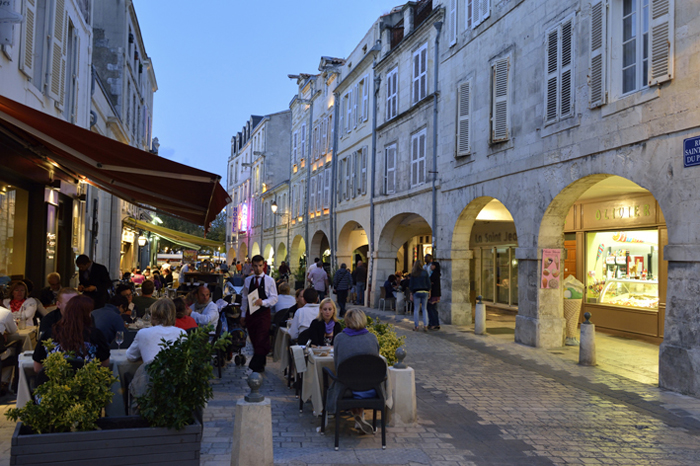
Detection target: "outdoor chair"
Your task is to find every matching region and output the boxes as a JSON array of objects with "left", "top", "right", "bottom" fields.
[
  {"left": 321, "top": 354, "right": 387, "bottom": 450},
  {"left": 288, "top": 345, "right": 307, "bottom": 411},
  {"left": 0, "top": 336, "right": 19, "bottom": 394},
  {"left": 378, "top": 287, "right": 395, "bottom": 311}
]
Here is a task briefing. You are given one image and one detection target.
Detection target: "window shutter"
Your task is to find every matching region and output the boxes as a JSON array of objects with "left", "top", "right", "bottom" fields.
[
  {"left": 392, "top": 71, "right": 398, "bottom": 116},
  {"left": 449, "top": 0, "right": 457, "bottom": 44},
  {"left": 491, "top": 57, "right": 510, "bottom": 142},
  {"left": 301, "top": 124, "right": 306, "bottom": 159},
  {"left": 588, "top": 1, "right": 606, "bottom": 108},
  {"left": 545, "top": 28, "right": 559, "bottom": 123},
  {"left": 411, "top": 136, "right": 419, "bottom": 186},
  {"left": 413, "top": 52, "right": 420, "bottom": 104},
  {"left": 328, "top": 114, "right": 333, "bottom": 152},
  {"left": 317, "top": 171, "right": 322, "bottom": 212},
  {"left": 353, "top": 84, "right": 359, "bottom": 128},
  {"left": 323, "top": 169, "right": 330, "bottom": 209},
  {"left": 345, "top": 158, "right": 351, "bottom": 200},
  {"left": 48, "top": 0, "right": 67, "bottom": 103},
  {"left": 315, "top": 125, "right": 321, "bottom": 159},
  {"left": 648, "top": 0, "right": 673, "bottom": 86},
  {"left": 351, "top": 152, "right": 357, "bottom": 198},
  {"left": 321, "top": 118, "right": 327, "bottom": 155},
  {"left": 346, "top": 91, "right": 352, "bottom": 132},
  {"left": 457, "top": 81, "right": 471, "bottom": 156},
  {"left": 293, "top": 132, "right": 298, "bottom": 163},
  {"left": 386, "top": 71, "right": 392, "bottom": 120},
  {"left": 20, "top": 0, "right": 37, "bottom": 78},
  {"left": 560, "top": 20, "right": 574, "bottom": 118},
  {"left": 361, "top": 147, "right": 367, "bottom": 194},
  {"left": 339, "top": 97, "right": 344, "bottom": 135},
  {"left": 481, "top": 0, "right": 491, "bottom": 23},
  {"left": 420, "top": 47, "right": 427, "bottom": 100},
  {"left": 385, "top": 145, "right": 396, "bottom": 194},
  {"left": 338, "top": 161, "right": 344, "bottom": 202},
  {"left": 362, "top": 75, "right": 369, "bottom": 121},
  {"left": 309, "top": 176, "right": 316, "bottom": 215},
  {"left": 418, "top": 132, "right": 426, "bottom": 184}
]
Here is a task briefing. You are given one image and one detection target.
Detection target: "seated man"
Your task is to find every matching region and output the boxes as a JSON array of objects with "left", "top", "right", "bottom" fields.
[
  {"left": 288, "top": 288, "right": 319, "bottom": 341},
  {"left": 132, "top": 280, "right": 158, "bottom": 317},
  {"left": 0, "top": 304, "right": 19, "bottom": 395},
  {"left": 92, "top": 294, "right": 129, "bottom": 344},
  {"left": 274, "top": 283, "right": 296, "bottom": 314},
  {"left": 189, "top": 285, "right": 218, "bottom": 326},
  {"left": 38, "top": 272, "right": 62, "bottom": 311},
  {"left": 115, "top": 284, "right": 136, "bottom": 316},
  {"left": 39, "top": 287, "right": 79, "bottom": 340}
]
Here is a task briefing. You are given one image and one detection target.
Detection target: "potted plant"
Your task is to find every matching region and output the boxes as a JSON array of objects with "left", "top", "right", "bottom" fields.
[
  {"left": 294, "top": 266, "right": 306, "bottom": 290},
  {"left": 6, "top": 328, "right": 230, "bottom": 465},
  {"left": 337, "top": 316, "right": 406, "bottom": 365}
]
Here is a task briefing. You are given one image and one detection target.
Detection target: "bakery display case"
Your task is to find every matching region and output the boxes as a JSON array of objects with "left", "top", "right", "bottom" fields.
[{"left": 599, "top": 278, "right": 659, "bottom": 310}]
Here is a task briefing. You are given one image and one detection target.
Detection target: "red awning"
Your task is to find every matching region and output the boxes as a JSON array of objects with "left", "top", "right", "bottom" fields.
[{"left": 0, "top": 95, "right": 230, "bottom": 229}]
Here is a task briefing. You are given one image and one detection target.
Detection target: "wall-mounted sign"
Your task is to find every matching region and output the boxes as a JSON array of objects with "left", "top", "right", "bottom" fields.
[
  {"left": 231, "top": 207, "right": 238, "bottom": 234},
  {"left": 684, "top": 136, "right": 700, "bottom": 168},
  {"left": 238, "top": 204, "right": 248, "bottom": 232},
  {"left": 541, "top": 249, "right": 561, "bottom": 289}
]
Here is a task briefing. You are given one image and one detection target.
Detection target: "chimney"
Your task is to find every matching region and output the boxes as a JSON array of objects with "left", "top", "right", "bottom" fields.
[
  {"left": 403, "top": 4, "right": 414, "bottom": 36},
  {"left": 381, "top": 27, "right": 392, "bottom": 57}
]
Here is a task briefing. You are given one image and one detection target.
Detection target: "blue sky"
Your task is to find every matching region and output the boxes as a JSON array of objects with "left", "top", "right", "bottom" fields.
[{"left": 134, "top": 0, "right": 402, "bottom": 185}]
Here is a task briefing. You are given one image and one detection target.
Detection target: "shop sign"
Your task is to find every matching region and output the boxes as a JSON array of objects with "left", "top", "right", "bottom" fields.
[
  {"left": 684, "top": 136, "right": 700, "bottom": 168},
  {"left": 582, "top": 195, "right": 657, "bottom": 229},
  {"left": 231, "top": 207, "right": 238, "bottom": 234},
  {"left": 471, "top": 222, "right": 518, "bottom": 245},
  {"left": 540, "top": 249, "right": 561, "bottom": 289},
  {"left": 238, "top": 203, "right": 248, "bottom": 232},
  {"left": 182, "top": 249, "right": 197, "bottom": 264}
]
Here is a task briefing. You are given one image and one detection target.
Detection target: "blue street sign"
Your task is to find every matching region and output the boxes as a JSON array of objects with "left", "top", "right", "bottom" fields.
[{"left": 684, "top": 136, "right": 700, "bottom": 168}]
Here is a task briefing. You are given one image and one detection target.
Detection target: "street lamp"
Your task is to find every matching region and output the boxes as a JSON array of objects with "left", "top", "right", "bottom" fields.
[
  {"left": 137, "top": 235, "right": 147, "bottom": 247},
  {"left": 271, "top": 201, "right": 278, "bottom": 214}
]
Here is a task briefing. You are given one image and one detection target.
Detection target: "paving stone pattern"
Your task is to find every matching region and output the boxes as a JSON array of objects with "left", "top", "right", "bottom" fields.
[{"left": 4, "top": 309, "right": 700, "bottom": 465}]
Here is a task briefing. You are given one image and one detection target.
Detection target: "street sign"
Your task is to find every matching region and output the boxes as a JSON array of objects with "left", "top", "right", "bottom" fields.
[{"left": 684, "top": 136, "right": 700, "bottom": 168}]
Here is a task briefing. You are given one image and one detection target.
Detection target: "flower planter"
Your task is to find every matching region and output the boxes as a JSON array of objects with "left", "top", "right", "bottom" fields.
[{"left": 10, "top": 416, "right": 202, "bottom": 465}]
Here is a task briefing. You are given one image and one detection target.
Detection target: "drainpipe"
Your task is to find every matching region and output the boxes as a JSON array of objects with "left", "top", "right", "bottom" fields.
[
  {"left": 304, "top": 100, "right": 313, "bottom": 265},
  {"left": 431, "top": 21, "right": 443, "bottom": 259},
  {"left": 368, "top": 44, "right": 381, "bottom": 307},
  {"left": 330, "top": 90, "right": 340, "bottom": 271}
]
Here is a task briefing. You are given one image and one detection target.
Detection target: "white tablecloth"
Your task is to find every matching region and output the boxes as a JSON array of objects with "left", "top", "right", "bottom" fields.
[
  {"left": 7, "top": 326, "right": 37, "bottom": 352},
  {"left": 272, "top": 327, "right": 291, "bottom": 369}
]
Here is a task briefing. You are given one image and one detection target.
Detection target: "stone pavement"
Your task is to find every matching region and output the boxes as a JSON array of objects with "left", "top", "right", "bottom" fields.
[{"left": 4, "top": 308, "right": 700, "bottom": 465}]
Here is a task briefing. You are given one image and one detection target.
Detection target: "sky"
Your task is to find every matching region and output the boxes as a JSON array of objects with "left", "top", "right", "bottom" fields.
[{"left": 134, "top": 0, "right": 403, "bottom": 186}]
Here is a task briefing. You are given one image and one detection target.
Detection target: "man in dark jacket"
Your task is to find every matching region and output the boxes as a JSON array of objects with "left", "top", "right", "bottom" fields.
[
  {"left": 92, "top": 294, "right": 129, "bottom": 344},
  {"left": 332, "top": 263, "right": 354, "bottom": 317},
  {"left": 352, "top": 260, "right": 367, "bottom": 306},
  {"left": 76, "top": 254, "right": 112, "bottom": 309}
]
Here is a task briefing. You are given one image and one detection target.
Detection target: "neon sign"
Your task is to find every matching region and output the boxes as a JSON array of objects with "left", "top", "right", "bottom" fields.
[{"left": 238, "top": 204, "right": 248, "bottom": 232}]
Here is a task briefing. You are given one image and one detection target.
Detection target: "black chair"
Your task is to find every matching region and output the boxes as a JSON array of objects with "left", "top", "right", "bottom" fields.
[
  {"left": 321, "top": 354, "right": 387, "bottom": 450},
  {"left": 270, "top": 307, "right": 291, "bottom": 348},
  {"left": 0, "top": 336, "right": 19, "bottom": 395}
]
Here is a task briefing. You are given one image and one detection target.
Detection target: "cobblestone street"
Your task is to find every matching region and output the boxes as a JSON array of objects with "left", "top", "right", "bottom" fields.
[{"left": 4, "top": 309, "right": 700, "bottom": 465}]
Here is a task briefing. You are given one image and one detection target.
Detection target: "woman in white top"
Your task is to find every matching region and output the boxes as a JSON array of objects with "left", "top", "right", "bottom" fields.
[
  {"left": 126, "top": 298, "right": 185, "bottom": 364},
  {"left": 2, "top": 280, "right": 37, "bottom": 323}
]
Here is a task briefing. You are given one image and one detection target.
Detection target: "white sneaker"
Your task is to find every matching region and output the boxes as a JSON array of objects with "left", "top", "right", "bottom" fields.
[{"left": 354, "top": 415, "right": 375, "bottom": 435}]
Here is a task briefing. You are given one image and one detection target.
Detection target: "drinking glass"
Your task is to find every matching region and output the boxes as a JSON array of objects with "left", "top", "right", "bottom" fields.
[
  {"left": 116, "top": 331, "right": 124, "bottom": 350},
  {"left": 324, "top": 335, "right": 332, "bottom": 347}
]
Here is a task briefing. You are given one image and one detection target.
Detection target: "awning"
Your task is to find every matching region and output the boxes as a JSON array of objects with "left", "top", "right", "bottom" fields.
[
  {"left": 0, "top": 95, "right": 231, "bottom": 229},
  {"left": 124, "top": 217, "right": 224, "bottom": 250}
]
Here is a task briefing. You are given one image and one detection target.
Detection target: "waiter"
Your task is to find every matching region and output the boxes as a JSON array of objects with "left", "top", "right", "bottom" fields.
[
  {"left": 240, "top": 254, "right": 278, "bottom": 373},
  {"left": 75, "top": 254, "right": 112, "bottom": 309}
]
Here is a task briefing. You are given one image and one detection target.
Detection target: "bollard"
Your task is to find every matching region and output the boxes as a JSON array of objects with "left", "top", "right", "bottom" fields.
[
  {"left": 231, "top": 374, "right": 273, "bottom": 466},
  {"left": 474, "top": 295, "right": 486, "bottom": 335},
  {"left": 387, "top": 347, "right": 417, "bottom": 426},
  {"left": 579, "top": 312, "right": 597, "bottom": 366}
]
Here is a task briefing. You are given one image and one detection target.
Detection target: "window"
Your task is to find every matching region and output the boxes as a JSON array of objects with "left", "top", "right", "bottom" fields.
[
  {"left": 411, "top": 130, "right": 427, "bottom": 187},
  {"left": 323, "top": 169, "right": 331, "bottom": 209},
  {"left": 449, "top": 0, "right": 457, "bottom": 45},
  {"left": 491, "top": 56, "right": 510, "bottom": 143},
  {"left": 589, "top": 0, "right": 673, "bottom": 107},
  {"left": 352, "top": 83, "right": 359, "bottom": 128},
  {"left": 292, "top": 131, "right": 298, "bottom": 163},
  {"left": 300, "top": 123, "right": 306, "bottom": 159},
  {"left": 338, "top": 160, "right": 345, "bottom": 202},
  {"left": 328, "top": 113, "right": 333, "bottom": 152},
  {"left": 321, "top": 117, "right": 327, "bottom": 155},
  {"left": 469, "top": 0, "right": 490, "bottom": 29},
  {"left": 385, "top": 143, "right": 397, "bottom": 194},
  {"left": 316, "top": 171, "right": 322, "bottom": 213},
  {"left": 344, "top": 157, "right": 351, "bottom": 200},
  {"left": 346, "top": 89, "right": 353, "bottom": 132},
  {"left": 386, "top": 67, "right": 398, "bottom": 120},
  {"left": 457, "top": 80, "right": 472, "bottom": 156},
  {"left": 361, "top": 75, "right": 369, "bottom": 121},
  {"left": 412, "top": 44, "right": 428, "bottom": 104},
  {"left": 309, "top": 176, "right": 316, "bottom": 215},
  {"left": 359, "top": 147, "right": 367, "bottom": 195},
  {"left": 545, "top": 17, "right": 575, "bottom": 124}
]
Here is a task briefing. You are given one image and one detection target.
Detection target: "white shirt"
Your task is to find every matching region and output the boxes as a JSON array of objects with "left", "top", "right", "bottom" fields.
[
  {"left": 289, "top": 304, "right": 319, "bottom": 340},
  {"left": 190, "top": 300, "right": 219, "bottom": 326},
  {"left": 2, "top": 297, "right": 37, "bottom": 322},
  {"left": 0, "top": 306, "right": 18, "bottom": 335},
  {"left": 240, "top": 274, "right": 278, "bottom": 318},
  {"left": 274, "top": 295, "right": 297, "bottom": 314},
  {"left": 126, "top": 325, "right": 186, "bottom": 364}
]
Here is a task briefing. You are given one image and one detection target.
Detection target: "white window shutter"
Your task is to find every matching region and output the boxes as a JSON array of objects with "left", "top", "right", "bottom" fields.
[
  {"left": 346, "top": 91, "right": 352, "bottom": 132},
  {"left": 413, "top": 52, "right": 420, "bottom": 104},
  {"left": 328, "top": 114, "right": 333, "bottom": 151},
  {"left": 293, "top": 132, "right": 298, "bottom": 163},
  {"left": 310, "top": 176, "right": 316, "bottom": 214},
  {"left": 481, "top": 0, "right": 490, "bottom": 23},
  {"left": 648, "top": 0, "right": 674, "bottom": 86},
  {"left": 362, "top": 76, "right": 369, "bottom": 121},
  {"left": 392, "top": 71, "right": 398, "bottom": 116},
  {"left": 301, "top": 124, "right": 306, "bottom": 159},
  {"left": 361, "top": 147, "right": 367, "bottom": 194},
  {"left": 20, "top": 0, "right": 37, "bottom": 78},
  {"left": 337, "top": 161, "right": 344, "bottom": 202},
  {"left": 317, "top": 172, "right": 322, "bottom": 212},
  {"left": 491, "top": 57, "right": 510, "bottom": 142},
  {"left": 449, "top": 0, "right": 457, "bottom": 44},
  {"left": 545, "top": 28, "right": 559, "bottom": 124},
  {"left": 420, "top": 47, "right": 427, "bottom": 100},
  {"left": 339, "top": 98, "right": 344, "bottom": 135},
  {"left": 345, "top": 158, "right": 351, "bottom": 200},
  {"left": 321, "top": 117, "right": 327, "bottom": 154},
  {"left": 353, "top": 84, "right": 359, "bottom": 128},
  {"left": 316, "top": 125, "right": 321, "bottom": 159},
  {"left": 48, "top": 0, "right": 67, "bottom": 103},
  {"left": 411, "top": 136, "right": 418, "bottom": 186},
  {"left": 457, "top": 81, "right": 471, "bottom": 156},
  {"left": 324, "top": 169, "right": 330, "bottom": 209},
  {"left": 386, "top": 146, "right": 396, "bottom": 194},
  {"left": 419, "top": 133, "right": 426, "bottom": 184},
  {"left": 560, "top": 19, "right": 574, "bottom": 118},
  {"left": 588, "top": 1, "right": 606, "bottom": 108},
  {"left": 471, "top": 0, "right": 481, "bottom": 28}
]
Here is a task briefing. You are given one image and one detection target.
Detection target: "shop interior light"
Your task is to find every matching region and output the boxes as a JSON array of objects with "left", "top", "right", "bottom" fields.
[{"left": 137, "top": 235, "right": 147, "bottom": 247}]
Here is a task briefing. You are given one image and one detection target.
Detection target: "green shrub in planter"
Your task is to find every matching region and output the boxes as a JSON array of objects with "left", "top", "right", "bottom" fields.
[
  {"left": 337, "top": 316, "right": 405, "bottom": 366},
  {"left": 5, "top": 341, "right": 117, "bottom": 434},
  {"left": 136, "top": 326, "right": 231, "bottom": 430}
]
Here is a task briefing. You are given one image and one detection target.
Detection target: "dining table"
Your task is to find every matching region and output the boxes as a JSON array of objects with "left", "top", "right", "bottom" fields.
[
  {"left": 272, "top": 326, "right": 291, "bottom": 369},
  {"left": 15, "top": 349, "right": 143, "bottom": 417},
  {"left": 8, "top": 326, "right": 37, "bottom": 352}
]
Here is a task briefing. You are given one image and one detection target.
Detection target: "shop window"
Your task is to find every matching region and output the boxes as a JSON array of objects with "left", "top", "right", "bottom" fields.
[
  {"left": 478, "top": 246, "right": 518, "bottom": 307},
  {"left": 0, "top": 185, "right": 29, "bottom": 279},
  {"left": 585, "top": 229, "right": 659, "bottom": 310}
]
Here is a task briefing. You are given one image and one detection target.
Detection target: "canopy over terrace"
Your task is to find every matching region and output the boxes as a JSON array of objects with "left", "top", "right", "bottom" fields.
[
  {"left": 124, "top": 217, "right": 223, "bottom": 251},
  {"left": 0, "top": 95, "right": 230, "bottom": 230}
]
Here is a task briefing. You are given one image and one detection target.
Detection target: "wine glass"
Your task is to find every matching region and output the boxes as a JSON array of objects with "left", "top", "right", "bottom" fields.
[
  {"left": 116, "top": 331, "right": 124, "bottom": 350},
  {"left": 324, "top": 335, "right": 332, "bottom": 347}
]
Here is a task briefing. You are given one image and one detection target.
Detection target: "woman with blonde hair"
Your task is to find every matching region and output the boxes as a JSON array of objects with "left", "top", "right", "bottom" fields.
[
  {"left": 409, "top": 260, "right": 431, "bottom": 332},
  {"left": 126, "top": 298, "right": 185, "bottom": 364},
  {"left": 307, "top": 298, "right": 342, "bottom": 346}
]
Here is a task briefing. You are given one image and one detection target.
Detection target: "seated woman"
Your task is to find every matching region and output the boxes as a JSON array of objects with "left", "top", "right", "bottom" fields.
[
  {"left": 383, "top": 275, "right": 398, "bottom": 300},
  {"left": 307, "top": 298, "right": 342, "bottom": 347},
  {"left": 127, "top": 298, "right": 186, "bottom": 364},
  {"left": 173, "top": 297, "right": 198, "bottom": 331},
  {"left": 327, "top": 308, "right": 381, "bottom": 435},
  {"left": 33, "top": 295, "right": 110, "bottom": 372},
  {"left": 3, "top": 280, "right": 38, "bottom": 324}
]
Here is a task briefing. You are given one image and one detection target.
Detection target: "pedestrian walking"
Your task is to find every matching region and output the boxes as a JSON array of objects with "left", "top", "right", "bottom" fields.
[
  {"left": 427, "top": 262, "right": 441, "bottom": 330},
  {"left": 352, "top": 260, "right": 367, "bottom": 305},
  {"left": 409, "top": 260, "right": 430, "bottom": 332},
  {"left": 332, "top": 263, "right": 354, "bottom": 317}
]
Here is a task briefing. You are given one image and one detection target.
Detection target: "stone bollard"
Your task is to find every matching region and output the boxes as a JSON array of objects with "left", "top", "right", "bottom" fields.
[
  {"left": 231, "top": 373, "right": 273, "bottom": 466},
  {"left": 387, "top": 347, "right": 417, "bottom": 426},
  {"left": 579, "top": 312, "right": 597, "bottom": 366},
  {"left": 474, "top": 295, "right": 487, "bottom": 335}
]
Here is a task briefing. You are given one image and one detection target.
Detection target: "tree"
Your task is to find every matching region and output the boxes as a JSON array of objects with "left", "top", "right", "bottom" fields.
[{"left": 206, "top": 211, "right": 226, "bottom": 243}]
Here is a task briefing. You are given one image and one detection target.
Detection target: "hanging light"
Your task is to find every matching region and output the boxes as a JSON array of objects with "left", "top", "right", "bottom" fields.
[
  {"left": 271, "top": 201, "right": 278, "bottom": 214},
  {"left": 137, "top": 235, "right": 147, "bottom": 247}
]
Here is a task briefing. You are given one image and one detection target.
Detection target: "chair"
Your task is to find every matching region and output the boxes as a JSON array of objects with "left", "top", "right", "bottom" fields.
[
  {"left": 288, "top": 345, "right": 307, "bottom": 412},
  {"left": 0, "top": 336, "right": 19, "bottom": 395},
  {"left": 270, "top": 307, "right": 291, "bottom": 349},
  {"left": 378, "top": 287, "right": 395, "bottom": 312},
  {"left": 321, "top": 354, "right": 387, "bottom": 450}
]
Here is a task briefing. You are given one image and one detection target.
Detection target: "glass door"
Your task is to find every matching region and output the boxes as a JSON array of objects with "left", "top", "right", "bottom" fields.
[
  {"left": 495, "top": 247, "right": 510, "bottom": 305},
  {"left": 481, "top": 248, "right": 494, "bottom": 302}
]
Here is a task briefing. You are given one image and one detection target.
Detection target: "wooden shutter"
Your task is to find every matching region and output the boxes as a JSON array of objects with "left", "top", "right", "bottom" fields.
[
  {"left": 344, "top": 158, "right": 351, "bottom": 200},
  {"left": 337, "top": 160, "right": 344, "bottom": 202},
  {"left": 301, "top": 124, "right": 306, "bottom": 159},
  {"left": 315, "top": 125, "right": 320, "bottom": 159},
  {"left": 351, "top": 152, "right": 357, "bottom": 198},
  {"left": 321, "top": 117, "right": 327, "bottom": 154},
  {"left": 353, "top": 84, "right": 359, "bottom": 128},
  {"left": 293, "top": 132, "right": 298, "bottom": 163},
  {"left": 473, "top": 0, "right": 489, "bottom": 28},
  {"left": 328, "top": 114, "right": 333, "bottom": 152},
  {"left": 413, "top": 51, "right": 420, "bottom": 104},
  {"left": 588, "top": 1, "right": 606, "bottom": 108},
  {"left": 385, "top": 145, "right": 396, "bottom": 194},
  {"left": 20, "top": 0, "right": 37, "bottom": 78},
  {"left": 323, "top": 169, "right": 330, "bottom": 209},
  {"left": 420, "top": 46, "right": 427, "bottom": 100},
  {"left": 339, "top": 97, "right": 344, "bottom": 135},
  {"left": 391, "top": 71, "right": 398, "bottom": 117},
  {"left": 362, "top": 75, "right": 369, "bottom": 121},
  {"left": 481, "top": 0, "right": 491, "bottom": 23},
  {"left": 545, "top": 28, "right": 559, "bottom": 123},
  {"left": 309, "top": 176, "right": 316, "bottom": 215},
  {"left": 418, "top": 132, "right": 426, "bottom": 184},
  {"left": 360, "top": 147, "right": 367, "bottom": 194},
  {"left": 346, "top": 90, "right": 352, "bottom": 132},
  {"left": 449, "top": 0, "right": 457, "bottom": 44},
  {"left": 491, "top": 57, "right": 510, "bottom": 142},
  {"left": 317, "top": 171, "right": 322, "bottom": 212},
  {"left": 411, "top": 135, "right": 419, "bottom": 186},
  {"left": 457, "top": 81, "right": 471, "bottom": 156},
  {"left": 560, "top": 19, "right": 574, "bottom": 118},
  {"left": 48, "top": 0, "right": 67, "bottom": 103},
  {"left": 648, "top": 0, "right": 673, "bottom": 86}
]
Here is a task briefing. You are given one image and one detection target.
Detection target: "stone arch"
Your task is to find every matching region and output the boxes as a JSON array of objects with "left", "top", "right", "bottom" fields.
[
  {"left": 277, "top": 242, "right": 288, "bottom": 265},
  {"left": 236, "top": 242, "right": 248, "bottom": 262},
  {"left": 290, "top": 235, "right": 306, "bottom": 272},
  {"left": 227, "top": 247, "right": 236, "bottom": 265},
  {"left": 251, "top": 242, "right": 261, "bottom": 257},
  {"left": 337, "top": 220, "right": 369, "bottom": 270},
  {"left": 263, "top": 243, "right": 274, "bottom": 264},
  {"left": 310, "top": 229, "right": 331, "bottom": 265}
]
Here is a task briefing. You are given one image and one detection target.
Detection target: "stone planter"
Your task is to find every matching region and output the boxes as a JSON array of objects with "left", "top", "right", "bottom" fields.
[{"left": 10, "top": 416, "right": 202, "bottom": 465}]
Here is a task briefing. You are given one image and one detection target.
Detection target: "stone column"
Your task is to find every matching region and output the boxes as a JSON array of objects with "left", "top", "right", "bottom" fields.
[
  {"left": 372, "top": 251, "right": 396, "bottom": 309},
  {"left": 440, "top": 252, "right": 473, "bottom": 326},
  {"left": 514, "top": 247, "right": 565, "bottom": 348}
]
